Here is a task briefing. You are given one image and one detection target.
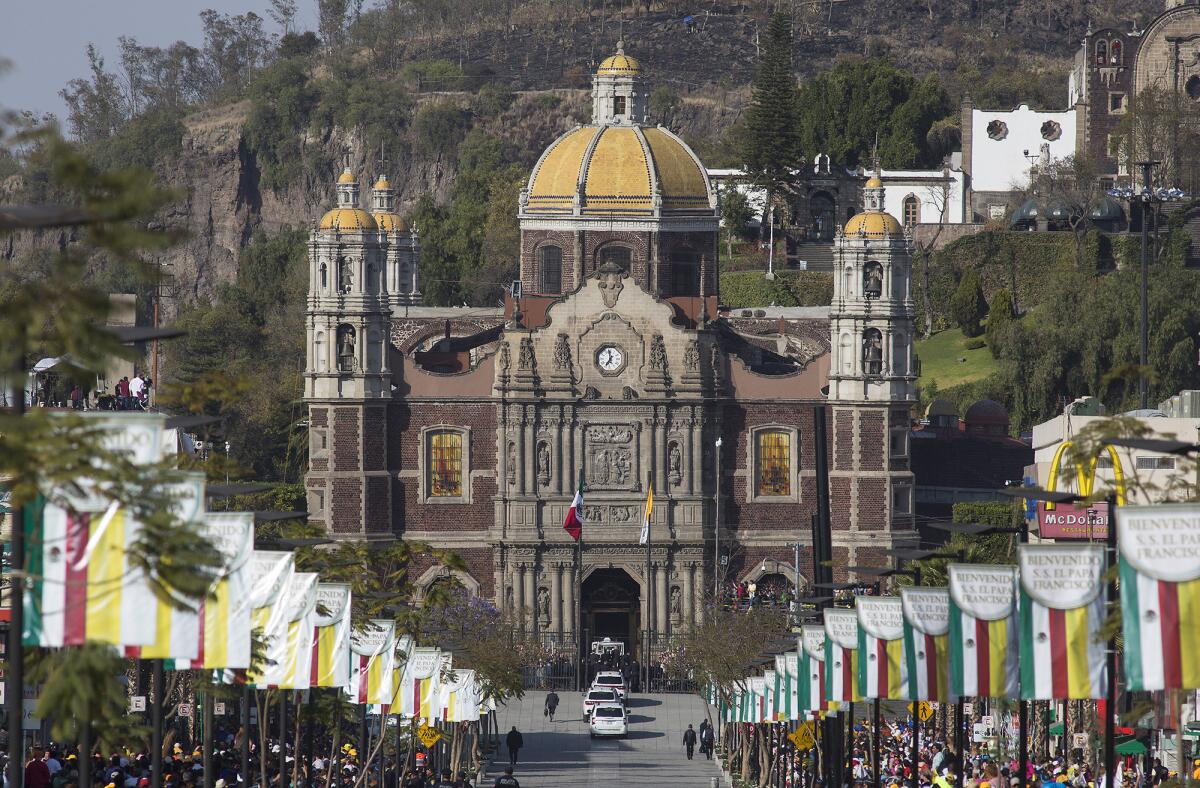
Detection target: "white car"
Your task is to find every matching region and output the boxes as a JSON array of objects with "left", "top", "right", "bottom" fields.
[
  {"left": 582, "top": 687, "right": 619, "bottom": 719},
  {"left": 589, "top": 703, "right": 627, "bottom": 738},
  {"left": 592, "top": 671, "right": 627, "bottom": 700}
]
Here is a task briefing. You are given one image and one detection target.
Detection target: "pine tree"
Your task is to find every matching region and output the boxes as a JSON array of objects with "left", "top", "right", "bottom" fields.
[
  {"left": 741, "top": 13, "right": 802, "bottom": 194},
  {"left": 950, "top": 270, "right": 988, "bottom": 338}
]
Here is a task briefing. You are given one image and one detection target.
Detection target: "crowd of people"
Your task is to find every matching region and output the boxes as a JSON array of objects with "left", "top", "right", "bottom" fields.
[
  {"left": 8, "top": 739, "right": 488, "bottom": 788},
  {"left": 723, "top": 579, "right": 796, "bottom": 612}
]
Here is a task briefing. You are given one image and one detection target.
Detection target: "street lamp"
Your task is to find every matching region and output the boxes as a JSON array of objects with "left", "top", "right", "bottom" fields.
[{"left": 1107, "top": 161, "right": 1188, "bottom": 409}]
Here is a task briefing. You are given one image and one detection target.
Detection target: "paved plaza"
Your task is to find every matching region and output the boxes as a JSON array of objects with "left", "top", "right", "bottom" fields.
[{"left": 491, "top": 690, "right": 723, "bottom": 787}]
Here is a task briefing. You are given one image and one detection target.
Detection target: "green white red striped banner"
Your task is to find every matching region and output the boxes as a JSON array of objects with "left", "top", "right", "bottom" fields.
[
  {"left": 1117, "top": 503, "right": 1200, "bottom": 691},
  {"left": 856, "top": 596, "right": 907, "bottom": 700},
  {"left": 824, "top": 608, "right": 861, "bottom": 703},
  {"left": 900, "top": 587, "right": 950, "bottom": 702},
  {"left": 947, "top": 564, "right": 1019, "bottom": 698},
  {"left": 1018, "top": 544, "right": 1107, "bottom": 700},
  {"left": 799, "top": 625, "right": 827, "bottom": 716}
]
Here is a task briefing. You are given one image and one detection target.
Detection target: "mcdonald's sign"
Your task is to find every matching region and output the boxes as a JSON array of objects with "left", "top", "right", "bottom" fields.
[{"left": 1036, "top": 440, "right": 1128, "bottom": 540}]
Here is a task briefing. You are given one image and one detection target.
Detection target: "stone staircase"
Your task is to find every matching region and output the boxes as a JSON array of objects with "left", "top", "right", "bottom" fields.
[
  {"left": 1182, "top": 208, "right": 1200, "bottom": 267},
  {"left": 789, "top": 241, "right": 836, "bottom": 272}
]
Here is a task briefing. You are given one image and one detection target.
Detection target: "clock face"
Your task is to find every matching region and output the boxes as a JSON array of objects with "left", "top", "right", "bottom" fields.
[{"left": 596, "top": 345, "right": 625, "bottom": 373}]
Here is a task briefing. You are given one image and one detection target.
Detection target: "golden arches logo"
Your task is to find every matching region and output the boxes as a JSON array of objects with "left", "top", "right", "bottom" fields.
[{"left": 1043, "top": 440, "right": 1128, "bottom": 510}]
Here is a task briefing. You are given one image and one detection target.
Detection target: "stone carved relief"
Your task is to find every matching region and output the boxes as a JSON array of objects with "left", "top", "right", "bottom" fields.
[
  {"left": 518, "top": 337, "right": 536, "bottom": 371},
  {"left": 668, "top": 441, "right": 682, "bottom": 486},
  {"left": 621, "top": 386, "right": 638, "bottom": 400},
  {"left": 589, "top": 425, "right": 633, "bottom": 443},
  {"left": 498, "top": 341, "right": 510, "bottom": 371},
  {"left": 683, "top": 339, "right": 700, "bottom": 372},
  {"left": 596, "top": 261, "right": 625, "bottom": 308},
  {"left": 536, "top": 441, "right": 551, "bottom": 486},
  {"left": 648, "top": 334, "right": 668, "bottom": 371},
  {"left": 537, "top": 587, "right": 551, "bottom": 627},
  {"left": 553, "top": 333, "right": 572, "bottom": 373},
  {"left": 590, "top": 447, "right": 632, "bottom": 487},
  {"left": 581, "top": 505, "right": 638, "bottom": 523},
  {"left": 583, "top": 386, "right": 601, "bottom": 400}
]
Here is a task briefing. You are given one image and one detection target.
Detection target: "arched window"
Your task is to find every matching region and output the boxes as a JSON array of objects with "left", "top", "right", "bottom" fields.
[
  {"left": 843, "top": 264, "right": 855, "bottom": 299},
  {"left": 756, "top": 430, "right": 791, "bottom": 497},
  {"left": 1110, "top": 40, "right": 1122, "bottom": 64},
  {"left": 319, "top": 262, "right": 328, "bottom": 290},
  {"left": 428, "top": 430, "right": 463, "bottom": 497},
  {"left": 597, "top": 245, "right": 631, "bottom": 273},
  {"left": 863, "top": 261, "right": 884, "bottom": 299},
  {"left": 903, "top": 195, "right": 920, "bottom": 227},
  {"left": 668, "top": 249, "right": 699, "bottom": 297},
  {"left": 1096, "top": 39, "right": 1108, "bottom": 66},
  {"left": 336, "top": 324, "right": 357, "bottom": 372},
  {"left": 863, "top": 328, "right": 883, "bottom": 376},
  {"left": 839, "top": 333, "right": 854, "bottom": 373},
  {"left": 612, "top": 95, "right": 626, "bottom": 117},
  {"left": 539, "top": 245, "right": 562, "bottom": 294}
]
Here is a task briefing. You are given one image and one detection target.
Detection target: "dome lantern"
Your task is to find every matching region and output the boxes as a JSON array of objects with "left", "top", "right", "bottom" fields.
[
  {"left": 319, "top": 167, "right": 377, "bottom": 232},
  {"left": 842, "top": 167, "right": 904, "bottom": 239},
  {"left": 592, "top": 41, "right": 648, "bottom": 125},
  {"left": 371, "top": 173, "right": 407, "bottom": 233}
]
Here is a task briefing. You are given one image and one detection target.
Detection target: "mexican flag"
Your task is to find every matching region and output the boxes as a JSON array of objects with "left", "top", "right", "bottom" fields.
[
  {"left": 563, "top": 476, "right": 583, "bottom": 541},
  {"left": 799, "top": 625, "right": 827, "bottom": 715},
  {"left": 856, "top": 596, "right": 908, "bottom": 700},
  {"left": 948, "top": 564, "right": 1019, "bottom": 698},
  {"left": 24, "top": 497, "right": 157, "bottom": 649},
  {"left": 901, "top": 586, "right": 951, "bottom": 702},
  {"left": 823, "top": 608, "right": 862, "bottom": 703},
  {"left": 1117, "top": 503, "right": 1200, "bottom": 691},
  {"left": 1019, "top": 544, "right": 1107, "bottom": 699}
]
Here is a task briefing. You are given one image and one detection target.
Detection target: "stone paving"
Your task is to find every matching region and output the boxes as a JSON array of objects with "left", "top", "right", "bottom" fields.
[{"left": 491, "top": 690, "right": 723, "bottom": 787}]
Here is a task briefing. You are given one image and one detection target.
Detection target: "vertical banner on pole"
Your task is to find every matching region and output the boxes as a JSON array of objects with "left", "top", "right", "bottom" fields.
[
  {"left": 947, "top": 564, "right": 1019, "bottom": 698},
  {"left": 1018, "top": 544, "right": 1107, "bottom": 700},
  {"left": 799, "top": 626, "right": 827, "bottom": 716},
  {"left": 349, "top": 620, "right": 397, "bottom": 705},
  {"left": 1116, "top": 503, "right": 1200, "bottom": 691},
  {"left": 245, "top": 551, "right": 296, "bottom": 685},
  {"left": 271, "top": 572, "right": 319, "bottom": 690},
  {"left": 900, "top": 587, "right": 951, "bottom": 702},
  {"left": 824, "top": 609, "right": 862, "bottom": 704},
  {"left": 856, "top": 596, "right": 908, "bottom": 701},
  {"left": 311, "top": 583, "right": 353, "bottom": 690},
  {"left": 196, "top": 512, "right": 256, "bottom": 670}
]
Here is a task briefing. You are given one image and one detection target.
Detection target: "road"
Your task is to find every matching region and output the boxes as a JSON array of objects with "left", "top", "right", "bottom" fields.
[{"left": 493, "top": 690, "right": 722, "bottom": 787}]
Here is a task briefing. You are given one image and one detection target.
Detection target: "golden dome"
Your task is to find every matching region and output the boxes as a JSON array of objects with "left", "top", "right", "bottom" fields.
[
  {"left": 319, "top": 207, "right": 377, "bottom": 231},
  {"left": 337, "top": 170, "right": 356, "bottom": 185},
  {"left": 373, "top": 176, "right": 390, "bottom": 190},
  {"left": 844, "top": 211, "right": 903, "bottom": 238},
  {"left": 597, "top": 52, "right": 641, "bottom": 76},
  {"left": 526, "top": 125, "right": 712, "bottom": 217},
  {"left": 864, "top": 175, "right": 883, "bottom": 188},
  {"left": 373, "top": 211, "right": 408, "bottom": 232}
]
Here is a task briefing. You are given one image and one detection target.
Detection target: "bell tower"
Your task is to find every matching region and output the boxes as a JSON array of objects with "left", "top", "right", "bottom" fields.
[
  {"left": 304, "top": 166, "right": 393, "bottom": 536},
  {"left": 591, "top": 41, "right": 649, "bottom": 125},
  {"left": 826, "top": 172, "right": 918, "bottom": 560}
]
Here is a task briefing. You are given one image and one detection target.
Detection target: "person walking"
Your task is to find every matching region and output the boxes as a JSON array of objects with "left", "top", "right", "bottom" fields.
[
  {"left": 493, "top": 766, "right": 519, "bottom": 787},
  {"left": 544, "top": 691, "right": 559, "bottom": 721},
  {"left": 25, "top": 747, "right": 51, "bottom": 788},
  {"left": 505, "top": 727, "right": 523, "bottom": 766},
  {"left": 683, "top": 724, "right": 697, "bottom": 760},
  {"left": 700, "top": 722, "right": 715, "bottom": 760}
]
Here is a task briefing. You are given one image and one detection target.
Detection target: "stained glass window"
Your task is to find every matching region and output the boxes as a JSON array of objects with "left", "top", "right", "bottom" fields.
[
  {"left": 429, "top": 431, "right": 463, "bottom": 497},
  {"left": 757, "top": 431, "right": 791, "bottom": 497}
]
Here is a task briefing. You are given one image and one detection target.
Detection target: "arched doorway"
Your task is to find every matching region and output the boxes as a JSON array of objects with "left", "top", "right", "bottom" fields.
[
  {"left": 809, "top": 191, "right": 837, "bottom": 240},
  {"left": 582, "top": 568, "right": 641, "bottom": 664}
]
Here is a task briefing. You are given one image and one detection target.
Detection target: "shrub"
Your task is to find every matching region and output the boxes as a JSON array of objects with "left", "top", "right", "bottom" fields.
[
  {"left": 400, "top": 59, "right": 463, "bottom": 90},
  {"left": 949, "top": 269, "right": 987, "bottom": 337},
  {"left": 985, "top": 287, "right": 1014, "bottom": 358},
  {"left": 718, "top": 271, "right": 833, "bottom": 308},
  {"left": 412, "top": 100, "right": 470, "bottom": 162},
  {"left": 964, "top": 337, "right": 986, "bottom": 350},
  {"left": 244, "top": 57, "right": 320, "bottom": 191}
]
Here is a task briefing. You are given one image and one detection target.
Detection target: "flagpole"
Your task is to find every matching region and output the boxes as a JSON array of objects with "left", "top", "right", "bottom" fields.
[
  {"left": 1103, "top": 493, "right": 1118, "bottom": 788},
  {"left": 576, "top": 469, "right": 584, "bottom": 693},
  {"left": 644, "top": 469, "right": 653, "bottom": 694}
]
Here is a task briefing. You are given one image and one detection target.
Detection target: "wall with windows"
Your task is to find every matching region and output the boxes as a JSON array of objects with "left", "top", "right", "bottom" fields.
[
  {"left": 966, "top": 105, "right": 1078, "bottom": 194},
  {"left": 877, "top": 169, "right": 966, "bottom": 225}
]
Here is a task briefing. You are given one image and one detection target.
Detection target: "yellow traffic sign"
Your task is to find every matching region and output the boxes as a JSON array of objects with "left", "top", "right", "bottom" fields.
[
  {"left": 907, "top": 701, "right": 935, "bottom": 722},
  {"left": 417, "top": 722, "right": 443, "bottom": 748},
  {"left": 789, "top": 721, "right": 816, "bottom": 751}
]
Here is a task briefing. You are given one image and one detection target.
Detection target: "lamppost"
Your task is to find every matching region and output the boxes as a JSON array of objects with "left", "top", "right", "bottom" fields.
[
  {"left": 1107, "top": 163, "right": 1188, "bottom": 409},
  {"left": 714, "top": 437, "right": 723, "bottom": 602}
]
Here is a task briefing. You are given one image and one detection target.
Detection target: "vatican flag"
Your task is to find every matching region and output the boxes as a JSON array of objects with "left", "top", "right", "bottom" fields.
[
  {"left": 349, "top": 620, "right": 396, "bottom": 705},
  {"left": 270, "top": 572, "right": 319, "bottom": 690},
  {"left": 310, "top": 583, "right": 352, "bottom": 689},
  {"left": 245, "top": 551, "right": 296, "bottom": 687}
]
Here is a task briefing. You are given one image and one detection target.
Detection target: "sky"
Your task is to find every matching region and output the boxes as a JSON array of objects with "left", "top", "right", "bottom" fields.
[{"left": 0, "top": 0, "right": 315, "bottom": 123}]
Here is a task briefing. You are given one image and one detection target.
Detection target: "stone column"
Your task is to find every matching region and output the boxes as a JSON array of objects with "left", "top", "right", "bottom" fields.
[
  {"left": 654, "top": 560, "right": 668, "bottom": 634},
  {"left": 514, "top": 563, "right": 526, "bottom": 629},
  {"left": 554, "top": 416, "right": 564, "bottom": 495},
  {"left": 523, "top": 562, "right": 536, "bottom": 631},
  {"left": 562, "top": 563, "right": 576, "bottom": 637},
  {"left": 654, "top": 415, "right": 667, "bottom": 493},
  {"left": 684, "top": 561, "right": 696, "bottom": 629},
  {"left": 690, "top": 413, "right": 702, "bottom": 494},
  {"left": 524, "top": 417, "right": 536, "bottom": 496},
  {"left": 515, "top": 414, "right": 526, "bottom": 495},
  {"left": 550, "top": 561, "right": 563, "bottom": 636}
]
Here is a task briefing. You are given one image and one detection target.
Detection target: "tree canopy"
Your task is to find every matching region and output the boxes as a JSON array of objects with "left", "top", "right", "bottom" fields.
[{"left": 740, "top": 13, "right": 802, "bottom": 192}]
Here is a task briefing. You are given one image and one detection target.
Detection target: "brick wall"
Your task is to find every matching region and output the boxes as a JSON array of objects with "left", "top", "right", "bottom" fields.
[
  {"left": 857, "top": 478, "right": 888, "bottom": 530},
  {"left": 722, "top": 401, "right": 822, "bottom": 532},
  {"left": 333, "top": 407, "right": 361, "bottom": 472},
  {"left": 858, "top": 411, "right": 884, "bottom": 470},
  {"left": 330, "top": 477, "right": 362, "bottom": 534},
  {"left": 582, "top": 230, "right": 651, "bottom": 289},
  {"left": 834, "top": 410, "right": 854, "bottom": 470},
  {"left": 522, "top": 230, "right": 577, "bottom": 295},
  {"left": 364, "top": 406, "right": 387, "bottom": 471}
]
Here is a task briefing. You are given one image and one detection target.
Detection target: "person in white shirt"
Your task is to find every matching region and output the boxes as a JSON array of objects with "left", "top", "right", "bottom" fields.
[{"left": 129, "top": 375, "right": 145, "bottom": 404}]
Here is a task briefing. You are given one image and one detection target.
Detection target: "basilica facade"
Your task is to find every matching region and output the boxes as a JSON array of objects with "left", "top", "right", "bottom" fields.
[{"left": 302, "top": 45, "right": 918, "bottom": 650}]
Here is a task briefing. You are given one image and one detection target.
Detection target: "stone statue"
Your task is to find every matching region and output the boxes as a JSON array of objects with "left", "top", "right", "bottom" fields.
[
  {"left": 338, "top": 256, "right": 354, "bottom": 293},
  {"left": 518, "top": 336, "right": 536, "bottom": 371},
  {"left": 596, "top": 261, "right": 625, "bottom": 308},
  {"left": 536, "top": 442, "right": 551, "bottom": 485},
  {"left": 670, "top": 586, "right": 682, "bottom": 622},
  {"left": 593, "top": 449, "right": 610, "bottom": 484},
  {"left": 553, "top": 333, "right": 572, "bottom": 372},
  {"left": 537, "top": 587, "right": 551, "bottom": 627},
  {"left": 864, "top": 263, "right": 884, "bottom": 298},
  {"left": 613, "top": 450, "right": 631, "bottom": 485},
  {"left": 669, "top": 442, "right": 682, "bottom": 485},
  {"left": 337, "top": 326, "right": 356, "bottom": 371},
  {"left": 683, "top": 339, "right": 700, "bottom": 372},
  {"left": 622, "top": 385, "right": 638, "bottom": 400},
  {"left": 710, "top": 343, "right": 722, "bottom": 378},
  {"left": 649, "top": 334, "right": 668, "bottom": 371},
  {"left": 583, "top": 385, "right": 601, "bottom": 400},
  {"left": 506, "top": 442, "right": 517, "bottom": 485},
  {"left": 864, "top": 331, "right": 883, "bottom": 375},
  {"left": 498, "top": 341, "right": 510, "bottom": 371}
]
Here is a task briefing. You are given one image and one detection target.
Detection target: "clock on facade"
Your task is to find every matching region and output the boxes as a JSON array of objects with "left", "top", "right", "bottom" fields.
[{"left": 596, "top": 345, "right": 625, "bottom": 374}]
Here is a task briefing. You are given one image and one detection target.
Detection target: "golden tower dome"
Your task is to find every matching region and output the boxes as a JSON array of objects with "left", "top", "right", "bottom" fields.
[
  {"left": 319, "top": 208, "right": 378, "bottom": 231},
  {"left": 525, "top": 125, "right": 712, "bottom": 216},
  {"left": 844, "top": 171, "right": 903, "bottom": 238},
  {"left": 597, "top": 40, "right": 641, "bottom": 76}
]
